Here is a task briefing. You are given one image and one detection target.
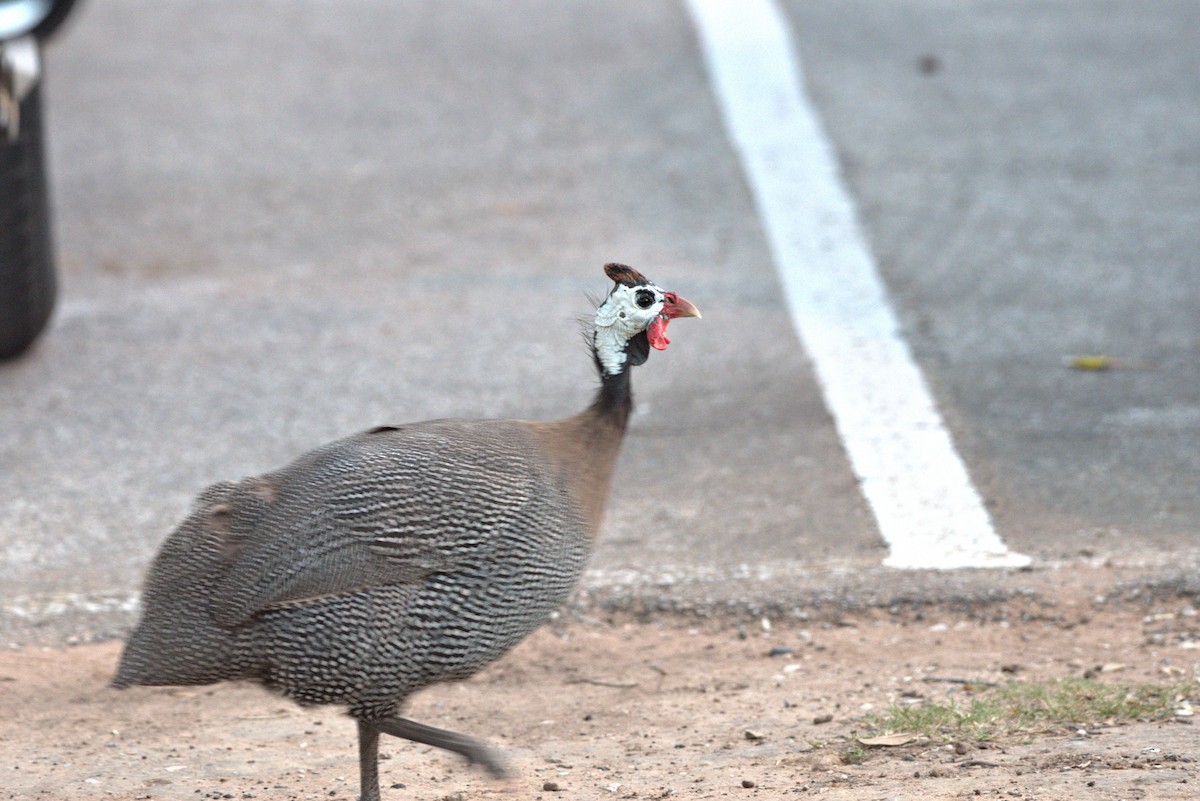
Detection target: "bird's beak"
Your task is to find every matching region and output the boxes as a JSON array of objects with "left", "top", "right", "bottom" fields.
[
  {"left": 663, "top": 293, "right": 702, "bottom": 320},
  {"left": 646, "top": 292, "right": 701, "bottom": 351}
]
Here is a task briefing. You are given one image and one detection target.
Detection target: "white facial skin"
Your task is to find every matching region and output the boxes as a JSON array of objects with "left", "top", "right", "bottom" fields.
[{"left": 593, "top": 283, "right": 667, "bottom": 376}]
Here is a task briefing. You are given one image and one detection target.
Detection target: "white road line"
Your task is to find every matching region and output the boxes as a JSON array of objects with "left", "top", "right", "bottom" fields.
[{"left": 685, "top": 0, "right": 1030, "bottom": 569}]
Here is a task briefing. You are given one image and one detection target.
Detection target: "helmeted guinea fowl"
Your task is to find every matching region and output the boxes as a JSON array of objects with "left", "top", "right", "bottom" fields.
[{"left": 112, "top": 263, "right": 699, "bottom": 801}]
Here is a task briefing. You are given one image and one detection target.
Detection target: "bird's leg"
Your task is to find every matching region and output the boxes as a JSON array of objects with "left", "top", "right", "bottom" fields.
[
  {"left": 357, "top": 719, "right": 382, "bottom": 801},
  {"left": 377, "top": 716, "right": 509, "bottom": 778}
]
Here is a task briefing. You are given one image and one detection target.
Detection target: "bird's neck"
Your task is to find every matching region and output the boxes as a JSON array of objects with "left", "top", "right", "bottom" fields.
[
  {"left": 529, "top": 361, "right": 632, "bottom": 540},
  {"left": 589, "top": 323, "right": 646, "bottom": 431},
  {"left": 591, "top": 363, "right": 633, "bottom": 432},
  {"left": 542, "top": 392, "right": 628, "bottom": 538},
  {"left": 593, "top": 323, "right": 632, "bottom": 378}
]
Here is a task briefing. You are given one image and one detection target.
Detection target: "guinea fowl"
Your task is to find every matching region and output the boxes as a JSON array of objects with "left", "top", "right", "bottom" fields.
[{"left": 112, "top": 263, "right": 699, "bottom": 801}]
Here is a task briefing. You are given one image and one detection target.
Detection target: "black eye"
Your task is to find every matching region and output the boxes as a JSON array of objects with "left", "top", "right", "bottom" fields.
[{"left": 635, "top": 289, "right": 656, "bottom": 309}]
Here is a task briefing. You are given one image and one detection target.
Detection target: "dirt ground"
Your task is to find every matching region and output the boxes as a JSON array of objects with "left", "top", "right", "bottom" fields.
[{"left": 3, "top": 584, "right": 1199, "bottom": 801}]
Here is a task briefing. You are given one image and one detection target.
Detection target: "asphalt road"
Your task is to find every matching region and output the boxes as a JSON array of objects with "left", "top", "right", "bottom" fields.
[{"left": 2, "top": 0, "right": 1197, "bottom": 643}]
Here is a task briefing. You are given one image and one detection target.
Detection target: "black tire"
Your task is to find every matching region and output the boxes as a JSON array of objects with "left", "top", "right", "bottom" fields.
[
  {"left": 0, "top": 79, "right": 56, "bottom": 360},
  {"left": 32, "top": 0, "right": 83, "bottom": 42}
]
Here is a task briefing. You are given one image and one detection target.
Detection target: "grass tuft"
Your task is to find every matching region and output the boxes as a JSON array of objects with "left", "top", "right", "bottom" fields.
[{"left": 862, "top": 679, "right": 1197, "bottom": 744}]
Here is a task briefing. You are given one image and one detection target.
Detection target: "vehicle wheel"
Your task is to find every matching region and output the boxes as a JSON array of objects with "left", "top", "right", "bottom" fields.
[{"left": 0, "top": 79, "right": 56, "bottom": 360}]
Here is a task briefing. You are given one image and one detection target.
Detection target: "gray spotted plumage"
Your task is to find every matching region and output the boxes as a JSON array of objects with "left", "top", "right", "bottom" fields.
[
  {"left": 115, "top": 420, "right": 590, "bottom": 711},
  {"left": 112, "top": 264, "right": 699, "bottom": 801}
]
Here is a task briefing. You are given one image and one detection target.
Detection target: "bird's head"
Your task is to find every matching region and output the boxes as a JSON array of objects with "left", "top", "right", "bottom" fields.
[{"left": 593, "top": 262, "right": 701, "bottom": 377}]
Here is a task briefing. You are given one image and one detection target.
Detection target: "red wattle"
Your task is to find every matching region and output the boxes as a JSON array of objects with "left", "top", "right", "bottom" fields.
[{"left": 647, "top": 316, "right": 671, "bottom": 350}]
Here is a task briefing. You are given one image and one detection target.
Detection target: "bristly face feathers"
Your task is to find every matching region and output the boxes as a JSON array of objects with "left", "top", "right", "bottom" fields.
[{"left": 592, "top": 263, "right": 700, "bottom": 377}]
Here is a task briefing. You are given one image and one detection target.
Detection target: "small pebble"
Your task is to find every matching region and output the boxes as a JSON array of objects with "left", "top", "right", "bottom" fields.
[
  {"left": 741, "top": 779, "right": 756, "bottom": 788},
  {"left": 812, "top": 714, "right": 833, "bottom": 725},
  {"left": 543, "top": 781, "right": 561, "bottom": 792}
]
